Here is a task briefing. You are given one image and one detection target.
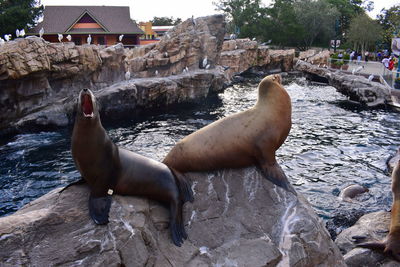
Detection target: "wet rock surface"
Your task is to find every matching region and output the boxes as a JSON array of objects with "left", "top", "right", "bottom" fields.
[
  {"left": 0, "top": 167, "right": 345, "bottom": 266},
  {"left": 335, "top": 211, "right": 400, "bottom": 266},
  {"left": 294, "top": 60, "right": 392, "bottom": 107}
]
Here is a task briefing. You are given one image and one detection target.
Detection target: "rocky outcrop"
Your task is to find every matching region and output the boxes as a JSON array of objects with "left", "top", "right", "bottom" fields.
[
  {"left": 0, "top": 15, "right": 227, "bottom": 135},
  {"left": 298, "top": 49, "right": 330, "bottom": 66},
  {"left": 0, "top": 167, "right": 345, "bottom": 266},
  {"left": 294, "top": 60, "right": 392, "bottom": 107},
  {"left": 219, "top": 38, "right": 295, "bottom": 79},
  {"left": 335, "top": 211, "right": 398, "bottom": 266}
]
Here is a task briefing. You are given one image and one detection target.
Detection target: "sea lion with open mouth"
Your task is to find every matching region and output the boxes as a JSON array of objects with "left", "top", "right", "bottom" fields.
[{"left": 69, "top": 88, "right": 193, "bottom": 247}]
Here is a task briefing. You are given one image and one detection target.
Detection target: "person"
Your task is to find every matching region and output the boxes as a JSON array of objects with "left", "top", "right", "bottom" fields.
[
  {"left": 389, "top": 57, "right": 394, "bottom": 71},
  {"left": 338, "top": 52, "right": 343, "bottom": 62},
  {"left": 365, "top": 51, "right": 369, "bottom": 62},
  {"left": 357, "top": 52, "right": 362, "bottom": 64},
  {"left": 350, "top": 51, "right": 355, "bottom": 62},
  {"left": 382, "top": 56, "right": 390, "bottom": 69},
  {"left": 377, "top": 51, "right": 382, "bottom": 61}
]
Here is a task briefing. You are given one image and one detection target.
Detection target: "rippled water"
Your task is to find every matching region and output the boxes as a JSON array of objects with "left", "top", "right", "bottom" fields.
[{"left": 1, "top": 75, "right": 399, "bottom": 230}]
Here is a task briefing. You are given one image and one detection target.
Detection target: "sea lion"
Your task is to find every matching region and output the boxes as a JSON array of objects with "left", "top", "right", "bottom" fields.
[
  {"left": 70, "top": 88, "right": 193, "bottom": 247},
  {"left": 339, "top": 184, "right": 369, "bottom": 202},
  {"left": 357, "top": 160, "right": 400, "bottom": 260},
  {"left": 163, "top": 74, "right": 295, "bottom": 193}
]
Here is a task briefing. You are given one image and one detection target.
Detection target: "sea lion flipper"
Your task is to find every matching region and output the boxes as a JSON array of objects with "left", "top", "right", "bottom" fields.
[
  {"left": 261, "top": 163, "right": 297, "bottom": 195},
  {"left": 169, "top": 202, "right": 184, "bottom": 247},
  {"left": 170, "top": 168, "right": 194, "bottom": 203},
  {"left": 89, "top": 194, "right": 112, "bottom": 225},
  {"left": 59, "top": 178, "right": 86, "bottom": 193},
  {"left": 356, "top": 241, "right": 386, "bottom": 250}
]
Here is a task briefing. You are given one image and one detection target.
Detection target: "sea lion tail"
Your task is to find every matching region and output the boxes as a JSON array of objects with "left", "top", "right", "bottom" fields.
[{"left": 169, "top": 168, "right": 194, "bottom": 203}]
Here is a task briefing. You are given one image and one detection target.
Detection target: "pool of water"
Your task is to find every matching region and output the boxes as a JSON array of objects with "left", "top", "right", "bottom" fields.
[{"left": 1, "top": 75, "right": 399, "bottom": 231}]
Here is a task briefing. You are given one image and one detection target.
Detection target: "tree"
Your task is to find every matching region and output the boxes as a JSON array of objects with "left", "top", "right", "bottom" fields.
[
  {"left": 326, "top": 0, "right": 370, "bottom": 41},
  {"left": 151, "top": 16, "right": 182, "bottom": 26},
  {"left": 293, "top": 0, "right": 339, "bottom": 49},
  {"left": 214, "top": 0, "right": 268, "bottom": 40},
  {"left": 0, "top": 0, "right": 43, "bottom": 37},
  {"left": 347, "top": 13, "right": 383, "bottom": 54},
  {"left": 377, "top": 5, "right": 400, "bottom": 50}
]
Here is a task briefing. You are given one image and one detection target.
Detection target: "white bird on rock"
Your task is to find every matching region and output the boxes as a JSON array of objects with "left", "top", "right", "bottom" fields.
[
  {"left": 87, "top": 34, "right": 92, "bottom": 45},
  {"left": 368, "top": 74, "right": 374, "bottom": 81},
  {"left": 66, "top": 35, "right": 72, "bottom": 41},
  {"left": 4, "top": 34, "right": 10, "bottom": 41},
  {"left": 57, "top": 33, "right": 63, "bottom": 42},
  {"left": 125, "top": 70, "right": 131, "bottom": 80},
  {"left": 205, "top": 64, "right": 210, "bottom": 69},
  {"left": 202, "top": 56, "right": 208, "bottom": 69},
  {"left": 352, "top": 65, "right": 364, "bottom": 75},
  {"left": 119, "top": 34, "right": 124, "bottom": 42},
  {"left": 16, "top": 29, "right": 20, "bottom": 37},
  {"left": 164, "top": 52, "right": 168, "bottom": 58},
  {"left": 20, "top": 29, "right": 25, "bottom": 37},
  {"left": 39, "top": 27, "right": 44, "bottom": 38},
  {"left": 155, "top": 70, "right": 159, "bottom": 76}
]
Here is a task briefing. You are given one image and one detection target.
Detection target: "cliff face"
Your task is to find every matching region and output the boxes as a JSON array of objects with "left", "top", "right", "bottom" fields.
[
  {"left": 0, "top": 15, "right": 296, "bottom": 136},
  {"left": 0, "top": 167, "right": 345, "bottom": 266}
]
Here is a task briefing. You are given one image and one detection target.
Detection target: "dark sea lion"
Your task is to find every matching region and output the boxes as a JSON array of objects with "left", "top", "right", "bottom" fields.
[
  {"left": 163, "top": 74, "right": 295, "bottom": 193},
  {"left": 70, "top": 88, "right": 193, "bottom": 246},
  {"left": 339, "top": 184, "right": 369, "bottom": 202},
  {"left": 357, "top": 160, "right": 400, "bottom": 260}
]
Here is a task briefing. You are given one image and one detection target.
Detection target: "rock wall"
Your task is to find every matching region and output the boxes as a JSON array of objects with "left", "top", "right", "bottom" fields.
[
  {"left": 0, "top": 167, "right": 345, "bottom": 266},
  {"left": 219, "top": 38, "right": 295, "bottom": 79},
  {"left": 294, "top": 60, "right": 392, "bottom": 107}
]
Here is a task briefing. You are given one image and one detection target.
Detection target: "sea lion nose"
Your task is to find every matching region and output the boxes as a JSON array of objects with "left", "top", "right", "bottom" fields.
[{"left": 83, "top": 88, "right": 88, "bottom": 92}]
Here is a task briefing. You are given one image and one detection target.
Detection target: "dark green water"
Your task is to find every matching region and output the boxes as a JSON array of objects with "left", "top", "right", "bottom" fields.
[{"left": 1, "top": 76, "right": 399, "bottom": 229}]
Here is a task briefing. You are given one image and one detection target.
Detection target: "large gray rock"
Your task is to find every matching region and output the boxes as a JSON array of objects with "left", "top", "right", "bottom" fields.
[
  {"left": 294, "top": 60, "right": 392, "bottom": 107},
  {"left": 0, "top": 167, "right": 345, "bottom": 266},
  {"left": 335, "top": 211, "right": 400, "bottom": 266}
]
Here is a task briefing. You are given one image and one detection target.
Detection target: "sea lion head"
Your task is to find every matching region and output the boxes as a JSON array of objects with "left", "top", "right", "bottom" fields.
[
  {"left": 257, "top": 74, "right": 285, "bottom": 100},
  {"left": 76, "top": 88, "right": 99, "bottom": 121}
]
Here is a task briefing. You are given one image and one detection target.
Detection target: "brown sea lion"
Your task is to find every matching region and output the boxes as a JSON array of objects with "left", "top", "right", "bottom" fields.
[
  {"left": 69, "top": 88, "right": 193, "bottom": 247},
  {"left": 339, "top": 184, "right": 369, "bottom": 202},
  {"left": 163, "top": 74, "right": 295, "bottom": 193},
  {"left": 357, "top": 160, "right": 400, "bottom": 260}
]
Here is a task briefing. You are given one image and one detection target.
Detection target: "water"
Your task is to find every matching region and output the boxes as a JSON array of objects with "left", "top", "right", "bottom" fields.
[{"left": 1, "top": 76, "right": 399, "bottom": 231}]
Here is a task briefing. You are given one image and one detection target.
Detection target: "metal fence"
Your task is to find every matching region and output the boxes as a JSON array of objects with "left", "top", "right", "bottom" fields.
[{"left": 327, "top": 58, "right": 400, "bottom": 89}]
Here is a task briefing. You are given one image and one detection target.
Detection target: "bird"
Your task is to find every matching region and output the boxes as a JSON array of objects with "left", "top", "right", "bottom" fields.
[
  {"left": 185, "top": 66, "right": 189, "bottom": 72},
  {"left": 16, "top": 29, "right": 20, "bottom": 37},
  {"left": 205, "top": 64, "right": 210, "bottom": 69},
  {"left": 20, "top": 29, "right": 25, "bottom": 37},
  {"left": 155, "top": 70, "right": 159, "bottom": 76},
  {"left": 66, "top": 35, "right": 71, "bottom": 41},
  {"left": 39, "top": 27, "right": 44, "bottom": 38},
  {"left": 191, "top": 15, "right": 196, "bottom": 26},
  {"left": 164, "top": 52, "right": 168, "bottom": 58},
  {"left": 202, "top": 57, "right": 208, "bottom": 68},
  {"left": 125, "top": 71, "right": 131, "bottom": 80},
  {"left": 252, "top": 37, "right": 256, "bottom": 41},
  {"left": 368, "top": 74, "right": 374, "bottom": 81},
  {"left": 4, "top": 34, "right": 10, "bottom": 42},
  {"left": 87, "top": 34, "right": 91, "bottom": 45},
  {"left": 235, "top": 45, "right": 238, "bottom": 50},
  {"left": 352, "top": 65, "right": 364, "bottom": 75},
  {"left": 229, "top": 33, "right": 236, "bottom": 40},
  {"left": 57, "top": 33, "right": 63, "bottom": 42},
  {"left": 119, "top": 34, "right": 124, "bottom": 42}
]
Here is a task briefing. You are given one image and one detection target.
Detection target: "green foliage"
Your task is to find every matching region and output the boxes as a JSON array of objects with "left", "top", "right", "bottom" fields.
[
  {"left": 0, "top": 0, "right": 43, "bottom": 37},
  {"left": 151, "top": 16, "right": 182, "bottom": 26},
  {"left": 347, "top": 13, "right": 383, "bottom": 52},
  {"left": 377, "top": 5, "right": 400, "bottom": 50}
]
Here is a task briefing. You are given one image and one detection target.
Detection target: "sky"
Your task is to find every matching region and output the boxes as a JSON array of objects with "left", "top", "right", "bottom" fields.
[{"left": 40, "top": 0, "right": 398, "bottom": 22}]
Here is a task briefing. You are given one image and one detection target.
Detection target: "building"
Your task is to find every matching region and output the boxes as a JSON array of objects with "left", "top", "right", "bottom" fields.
[
  {"left": 29, "top": 6, "right": 144, "bottom": 47},
  {"left": 138, "top": 22, "right": 174, "bottom": 45}
]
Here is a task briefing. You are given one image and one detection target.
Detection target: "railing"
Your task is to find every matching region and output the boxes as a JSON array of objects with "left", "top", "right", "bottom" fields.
[{"left": 327, "top": 58, "right": 400, "bottom": 89}]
